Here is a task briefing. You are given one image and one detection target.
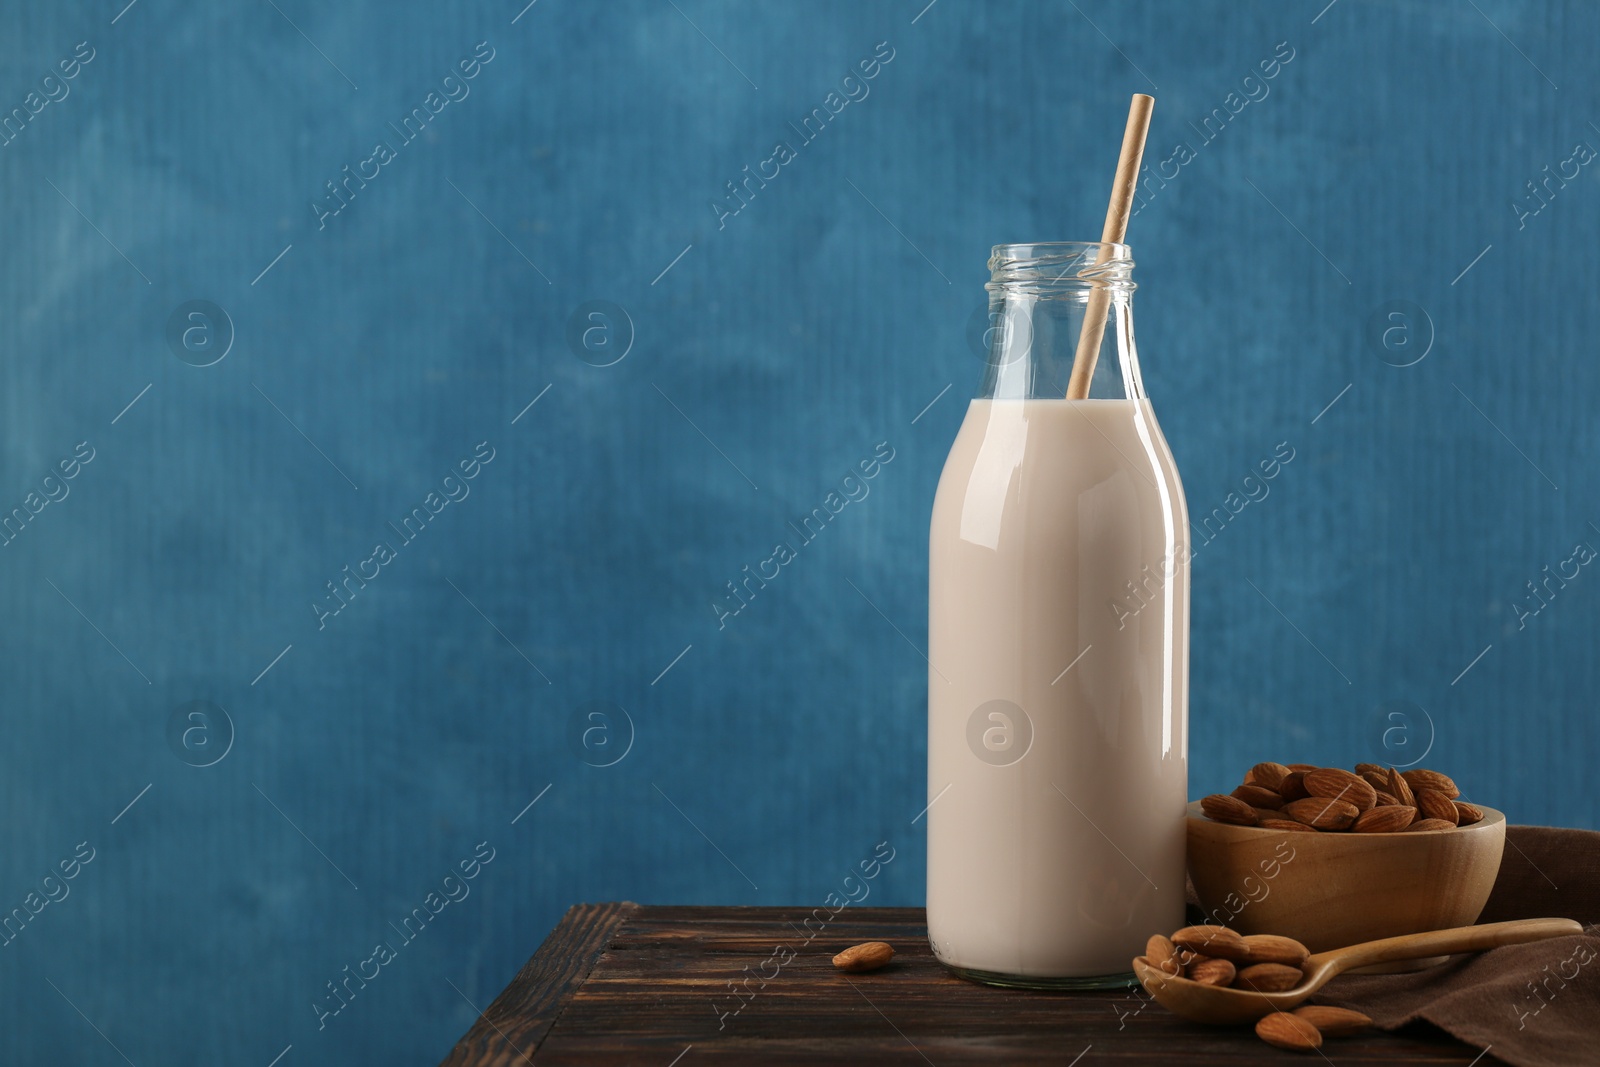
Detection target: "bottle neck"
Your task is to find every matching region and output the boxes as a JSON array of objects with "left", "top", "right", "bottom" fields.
[{"left": 979, "top": 243, "right": 1142, "bottom": 401}]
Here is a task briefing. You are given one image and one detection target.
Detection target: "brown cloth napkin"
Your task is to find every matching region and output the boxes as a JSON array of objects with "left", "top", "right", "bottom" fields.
[{"left": 1191, "top": 826, "right": 1600, "bottom": 1067}]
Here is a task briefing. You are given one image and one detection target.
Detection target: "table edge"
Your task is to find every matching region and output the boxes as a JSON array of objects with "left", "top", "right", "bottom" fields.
[{"left": 438, "top": 900, "right": 640, "bottom": 1067}]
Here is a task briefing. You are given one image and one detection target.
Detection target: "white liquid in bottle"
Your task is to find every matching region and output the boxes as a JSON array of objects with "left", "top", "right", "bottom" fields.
[{"left": 926, "top": 394, "right": 1189, "bottom": 985}]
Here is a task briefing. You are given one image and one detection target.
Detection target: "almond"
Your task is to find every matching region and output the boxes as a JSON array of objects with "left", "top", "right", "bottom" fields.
[
  {"left": 1187, "top": 956, "right": 1236, "bottom": 986},
  {"left": 1401, "top": 768, "right": 1459, "bottom": 799},
  {"left": 1352, "top": 804, "right": 1418, "bottom": 833},
  {"left": 1211, "top": 761, "right": 1486, "bottom": 849},
  {"left": 1146, "top": 934, "right": 1180, "bottom": 975},
  {"left": 1239, "top": 934, "right": 1310, "bottom": 967},
  {"left": 1277, "top": 771, "right": 1311, "bottom": 802},
  {"left": 1416, "top": 789, "right": 1460, "bottom": 825},
  {"left": 1247, "top": 761, "right": 1291, "bottom": 790},
  {"left": 1232, "top": 784, "right": 1285, "bottom": 810},
  {"left": 832, "top": 941, "right": 894, "bottom": 972},
  {"left": 1293, "top": 1005, "right": 1373, "bottom": 1037},
  {"left": 1201, "top": 794, "right": 1259, "bottom": 826},
  {"left": 1386, "top": 766, "right": 1415, "bottom": 807},
  {"left": 1303, "top": 767, "right": 1377, "bottom": 811},
  {"left": 1171, "top": 925, "right": 1249, "bottom": 960},
  {"left": 1283, "top": 796, "right": 1360, "bottom": 830},
  {"left": 1235, "top": 962, "right": 1304, "bottom": 993},
  {"left": 1256, "top": 1011, "right": 1323, "bottom": 1051}
]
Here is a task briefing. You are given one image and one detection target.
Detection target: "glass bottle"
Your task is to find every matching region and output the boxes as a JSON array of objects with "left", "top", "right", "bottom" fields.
[{"left": 926, "top": 242, "right": 1189, "bottom": 988}]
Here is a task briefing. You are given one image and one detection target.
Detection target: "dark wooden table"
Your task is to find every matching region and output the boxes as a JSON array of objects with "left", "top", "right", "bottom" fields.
[{"left": 440, "top": 904, "right": 1500, "bottom": 1065}]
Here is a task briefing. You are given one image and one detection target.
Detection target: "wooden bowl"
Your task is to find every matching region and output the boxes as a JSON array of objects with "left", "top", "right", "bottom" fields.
[{"left": 1185, "top": 800, "right": 1506, "bottom": 954}]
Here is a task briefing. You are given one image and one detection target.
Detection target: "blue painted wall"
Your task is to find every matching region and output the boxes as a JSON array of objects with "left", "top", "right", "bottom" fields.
[{"left": 1, "top": 0, "right": 1594, "bottom": 1062}]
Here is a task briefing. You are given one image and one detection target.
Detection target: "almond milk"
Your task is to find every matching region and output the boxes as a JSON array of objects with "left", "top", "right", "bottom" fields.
[{"left": 927, "top": 396, "right": 1189, "bottom": 985}]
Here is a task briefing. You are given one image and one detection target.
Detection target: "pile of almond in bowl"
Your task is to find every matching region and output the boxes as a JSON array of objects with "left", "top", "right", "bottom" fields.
[
  {"left": 1142, "top": 925, "right": 1369, "bottom": 1051},
  {"left": 1200, "top": 761, "right": 1482, "bottom": 832}
]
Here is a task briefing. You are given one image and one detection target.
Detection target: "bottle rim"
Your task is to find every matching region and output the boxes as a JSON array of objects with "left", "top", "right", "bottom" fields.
[
  {"left": 987, "top": 242, "right": 1134, "bottom": 294},
  {"left": 990, "top": 240, "right": 1131, "bottom": 261}
]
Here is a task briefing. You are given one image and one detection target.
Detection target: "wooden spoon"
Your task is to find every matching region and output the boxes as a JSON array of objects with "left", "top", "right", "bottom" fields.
[{"left": 1133, "top": 917, "right": 1583, "bottom": 1025}]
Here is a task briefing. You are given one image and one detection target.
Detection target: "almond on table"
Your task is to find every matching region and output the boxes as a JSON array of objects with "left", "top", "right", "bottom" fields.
[
  {"left": 832, "top": 941, "right": 894, "bottom": 972},
  {"left": 1256, "top": 1012, "right": 1323, "bottom": 1051},
  {"left": 1293, "top": 1004, "right": 1373, "bottom": 1037}
]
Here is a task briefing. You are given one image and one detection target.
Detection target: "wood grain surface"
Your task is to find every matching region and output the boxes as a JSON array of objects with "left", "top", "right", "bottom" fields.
[
  {"left": 439, "top": 905, "right": 1503, "bottom": 1065},
  {"left": 440, "top": 902, "right": 641, "bottom": 1067}
]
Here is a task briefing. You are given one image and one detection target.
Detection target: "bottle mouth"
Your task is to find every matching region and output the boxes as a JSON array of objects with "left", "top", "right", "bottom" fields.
[{"left": 987, "top": 241, "right": 1134, "bottom": 294}]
